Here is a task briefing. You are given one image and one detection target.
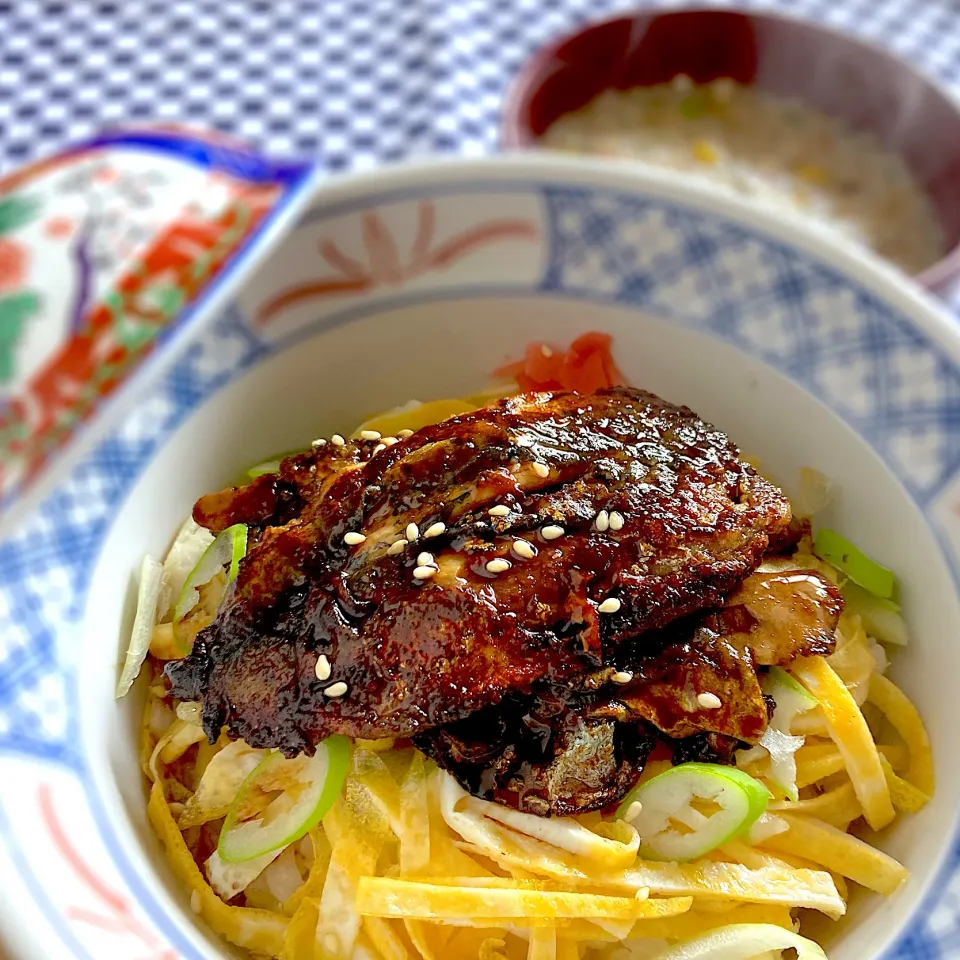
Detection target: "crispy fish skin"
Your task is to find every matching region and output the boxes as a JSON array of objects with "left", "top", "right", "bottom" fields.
[{"left": 167, "top": 387, "right": 792, "bottom": 752}]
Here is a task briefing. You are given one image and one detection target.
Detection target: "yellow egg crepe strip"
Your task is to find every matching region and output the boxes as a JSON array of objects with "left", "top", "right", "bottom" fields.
[
  {"left": 528, "top": 925, "right": 557, "bottom": 960},
  {"left": 877, "top": 743, "right": 910, "bottom": 773},
  {"left": 363, "top": 916, "right": 412, "bottom": 960},
  {"left": 352, "top": 748, "right": 404, "bottom": 835},
  {"left": 315, "top": 799, "right": 385, "bottom": 959},
  {"left": 623, "top": 860, "right": 845, "bottom": 917},
  {"left": 357, "top": 398, "right": 479, "bottom": 437},
  {"left": 770, "top": 782, "right": 862, "bottom": 829},
  {"left": 405, "top": 918, "right": 450, "bottom": 960},
  {"left": 555, "top": 937, "right": 580, "bottom": 960},
  {"left": 461, "top": 791, "right": 639, "bottom": 868},
  {"left": 759, "top": 814, "right": 908, "bottom": 895},
  {"left": 356, "top": 877, "right": 693, "bottom": 922},
  {"left": 148, "top": 783, "right": 288, "bottom": 956},
  {"left": 868, "top": 674, "right": 935, "bottom": 796},
  {"left": 793, "top": 743, "right": 847, "bottom": 789},
  {"left": 879, "top": 756, "right": 930, "bottom": 814},
  {"left": 278, "top": 897, "right": 319, "bottom": 960},
  {"left": 399, "top": 752, "right": 431, "bottom": 875},
  {"left": 625, "top": 903, "right": 795, "bottom": 940},
  {"left": 449, "top": 834, "right": 845, "bottom": 920},
  {"left": 790, "top": 657, "right": 894, "bottom": 830},
  {"left": 282, "top": 827, "right": 330, "bottom": 930},
  {"left": 719, "top": 840, "right": 819, "bottom": 874}
]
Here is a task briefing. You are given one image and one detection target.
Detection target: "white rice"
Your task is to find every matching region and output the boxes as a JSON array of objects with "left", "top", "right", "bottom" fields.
[{"left": 542, "top": 79, "right": 944, "bottom": 275}]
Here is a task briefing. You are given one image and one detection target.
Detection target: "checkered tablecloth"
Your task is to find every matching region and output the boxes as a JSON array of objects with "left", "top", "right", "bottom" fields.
[{"left": 1, "top": 0, "right": 960, "bottom": 177}]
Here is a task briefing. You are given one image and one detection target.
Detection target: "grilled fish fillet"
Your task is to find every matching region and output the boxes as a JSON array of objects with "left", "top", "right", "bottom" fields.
[{"left": 167, "top": 387, "right": 793, "bottom": 754}]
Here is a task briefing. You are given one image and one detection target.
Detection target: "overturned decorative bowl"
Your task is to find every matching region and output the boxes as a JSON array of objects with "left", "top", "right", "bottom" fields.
[{"left": 1, "top": 155, "right": 960, "bottom": 960}]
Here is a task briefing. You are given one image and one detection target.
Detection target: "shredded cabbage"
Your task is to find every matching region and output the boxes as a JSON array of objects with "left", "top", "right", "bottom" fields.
[
  {"left": 650, "top": 923, "right": 826, "bottom": 959},
  {"left": 179, "top": 739, "right": 269, "bottom": 827},
  {"left": 159, "top": 517, "right": 215, "bottom": 620},
  {"left": 116, "top": 555, "right": 163, "bottom": 698}
]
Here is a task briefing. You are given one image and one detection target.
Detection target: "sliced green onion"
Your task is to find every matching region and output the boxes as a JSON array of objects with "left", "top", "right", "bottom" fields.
[
  {"left": 651, "top": 922, "right": 826, "bottom": 959},
  {"left": 812, "top": 528, "right": 895, "bottom": 599},
  {"left": 247, "top": 459, "right": 282, "bottom": 479},
  {"left": 219, "top": 735, "right": 351, "bottom": 863},
  {"left": 159, "top": 517, "right": 214, "bottom": 620},
  {"left": 763, "top": 666, "right": 818, "bottom": 716},
  {"left": 172, "top": 523, "right": 247, "bottom": 653},
  {"left": 842, "top": 581, "right": 907, "bottom": 645},
  {"left": 174, "top": 523, "right": 247, "bottom": 622},
  {"left": 115, "top": 555, "right": 163, "bottom": 699},
  {"left": 234, "top": 448, "right": 305, "bottom": 485},
  {"left": 757, "top": 667, "right": 819, "bottom": 801},
  {"left": 616, "top": 763, "right": 769, "bottom": 862}
]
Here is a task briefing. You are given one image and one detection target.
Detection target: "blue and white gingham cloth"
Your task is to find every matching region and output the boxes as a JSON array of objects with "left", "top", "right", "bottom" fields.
[{"left": 1, "top": 0, "right": 959, "bottom": 177}]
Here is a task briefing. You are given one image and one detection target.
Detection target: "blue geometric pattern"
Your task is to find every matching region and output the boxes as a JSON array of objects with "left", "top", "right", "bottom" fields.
[
  {"left": 543, "top": 186, "right": 960, "bottom": 506},
  {"left": 2, "top": 0, "right": 960, "bottom": 177},
  {"left": 1, "top": 178, "right": 959, "bottom": 958},
  {"left": 0, "top": 304, "right": 266, "bottom": 767}
]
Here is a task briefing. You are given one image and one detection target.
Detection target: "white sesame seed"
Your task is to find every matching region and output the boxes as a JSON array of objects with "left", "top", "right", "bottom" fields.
[
  {"left": 541, "top": 344, "right": 554, "bottom": 358},
  {"left": 488, "top": 504, "right": 510, "bottom": 517},
  {"left": 406, "top": 522, "right": 419, "bottom": 541},
  {"left": 486, "top": 558, "right": 511, "bottom": 574},
  {"left": 516, "top": 437, "right": 533, "bottom": 448},
  {"left": 595, "top": 509, "right": 610, "bottom": 532},
  {"left": 325, "top": 681, "right": 349, "bottom": 698},
  {"left": 413, "top": 565, "right": 438, "bottom": 580},
  {"left": 372, "top": 443, "right": 386, "bottom": 455},
  {"left": 360, "top": 430, "right": 381, "bottom": 441},
  {"left": 343, "top": 531, "right": 367, "bottom": 546},
  {"left": 417, "top": 551, "right": 434, "bottom": 567},
  {"left": 398, "top": 429, "right": 414, "bottom": 438},
  {"left": 624, "top": 800, "right": 643, "bottom": 823},
  {"left": 315, "top": 654, "right": 331, "bottom": 681},
  {"left": 541, "top": 525, "right": 565, "bottom": 540},
  {"left": 697, "top": 692, "right": 723, "bottom": 710},
  {"left": 387, "top": 540, "right": 407, "bottom": 556},
  {"left": 533, "top": 462, "right": 550, "bottom": 478},
  {"left": 609, "top": 511, "right": 625, "bottom": 531},
  {"left": 190, "top": 889, "right": 202, "bottom": 915},
  {"left": 598, "top": 597, "right": 622, "bottom": 614},
  {"left": 383, "top": 436, "right": 398, "bottom": 446},
  {"left": 331, "top": 434, "right": 345, "bottom": 447},
  {"left": 611, "top": 670, "right": 633, "bottom": 683},
  {"left": 424, "top": 522, "right": 446, "bottom": 538},
  {"left": 312, "top": 438, "right": 327, "bottom": 447},
  {"left": 512, "top": 539, "right": 536, "bottom": 559}
]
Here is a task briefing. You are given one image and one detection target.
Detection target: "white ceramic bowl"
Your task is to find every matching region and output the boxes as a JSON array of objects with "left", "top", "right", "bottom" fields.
[{"left": 2, "top": 155, "right": 960, "bottom": 960}]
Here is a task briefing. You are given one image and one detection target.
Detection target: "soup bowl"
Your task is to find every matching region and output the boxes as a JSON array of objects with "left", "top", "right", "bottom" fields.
[{"left": 1, "top": 155, "right": 959, "bottom": 960}]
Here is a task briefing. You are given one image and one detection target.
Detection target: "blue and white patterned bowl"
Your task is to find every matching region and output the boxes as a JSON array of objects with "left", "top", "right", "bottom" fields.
[{"left": 2, "top": 156, "right": 959, "bottom": 960}]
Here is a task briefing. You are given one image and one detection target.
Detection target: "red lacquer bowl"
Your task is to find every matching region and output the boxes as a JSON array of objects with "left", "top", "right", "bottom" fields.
[{"left": 502, "top": 8, "right": 960, "bottom": 295}]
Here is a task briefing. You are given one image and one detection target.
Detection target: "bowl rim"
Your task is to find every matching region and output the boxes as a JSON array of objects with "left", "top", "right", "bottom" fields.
[{"left": 499, "top": 4, "right": 960, "bottom": 292}]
